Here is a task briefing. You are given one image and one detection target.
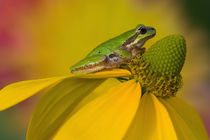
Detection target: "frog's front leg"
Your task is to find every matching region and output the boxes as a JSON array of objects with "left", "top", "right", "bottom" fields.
[
  {"left": 101, "top": 49, "right": 132, "bottom": 69},
  {"left": 71, "top": 54, "right": 126, "bottom": 74},
  {"left": 113, "top": 47, "right": 145, "bottom": 61},
  {"left": 131, "top": 47, "right": 145, "bottom": 57},
  {"left": 113, "top": 49, "right": 132, "bottom": 60}
]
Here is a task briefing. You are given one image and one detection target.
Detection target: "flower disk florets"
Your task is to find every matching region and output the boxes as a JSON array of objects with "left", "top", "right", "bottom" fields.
[{"left": 127, "top": 35, "right": 186, "bottom": 97}]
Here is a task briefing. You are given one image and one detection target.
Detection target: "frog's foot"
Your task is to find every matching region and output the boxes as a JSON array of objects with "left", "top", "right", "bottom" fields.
[{"left": 71, "top": 53, "right": 130, "bottom": 74}]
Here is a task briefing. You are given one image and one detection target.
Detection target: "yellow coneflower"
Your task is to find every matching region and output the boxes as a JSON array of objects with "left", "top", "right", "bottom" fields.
[{"left": 0, "top": 35, "right": 208, "bottom": 140}]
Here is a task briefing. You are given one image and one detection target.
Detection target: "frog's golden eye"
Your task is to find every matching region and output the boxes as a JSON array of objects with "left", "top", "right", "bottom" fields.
[{"left": 140, "top": 28, "right": 147, "bottom": 34}]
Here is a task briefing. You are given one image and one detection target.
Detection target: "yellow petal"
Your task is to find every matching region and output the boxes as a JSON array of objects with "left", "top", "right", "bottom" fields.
[
  {"left": 27, "top": 78, "right": 104, "bottom": 140},
  {"left": 0, "top": 69, "right": 130, "bottom": 111},
  {"left": 124, "top": 93, "right": 177, "bottom": 140},
  {"left": 159, "top": 97, "right": 208, "bottom": 140},
  {"left": 70, "top": 78, "right": 121, "bottom": 115},
  {"left": 54, "top": 80, "right": 141, "bottom": 140},
  {"left": 77, "top": 69, "right": 131, "bottom": 79},
  {"left": 0, "top": 75, "right": 72, "bottom": 111}
]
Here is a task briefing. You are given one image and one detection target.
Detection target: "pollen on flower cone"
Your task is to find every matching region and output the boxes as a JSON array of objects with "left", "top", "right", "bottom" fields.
[{"left": 143, "top": 35, "right": 186, "bottom": 75}]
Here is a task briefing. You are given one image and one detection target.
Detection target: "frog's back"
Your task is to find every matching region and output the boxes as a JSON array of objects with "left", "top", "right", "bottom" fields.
[{"left": 87, "top": 28, "right": 136, "bottom": 57}]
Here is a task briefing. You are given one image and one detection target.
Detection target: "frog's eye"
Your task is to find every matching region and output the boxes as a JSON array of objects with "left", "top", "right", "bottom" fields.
[{"left": 140, "top": 28, "right": 147, "bottom": 34}]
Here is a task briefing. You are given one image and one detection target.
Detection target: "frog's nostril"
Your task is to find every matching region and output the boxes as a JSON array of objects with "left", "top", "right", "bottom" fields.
[
  {"left": 150, "top": 27, "right": 156, "bottom": 35},
  {"left": 150, "top": 27, "right": 155, "bottom": 31}
]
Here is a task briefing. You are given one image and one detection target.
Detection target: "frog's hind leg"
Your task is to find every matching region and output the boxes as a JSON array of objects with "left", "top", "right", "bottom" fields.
[
  {"left": 80, "top": 65, "right": 107, "bottom": 74},
  {"left": 70, "top": 54, "right": 107, "bottom": 74},
  {"left": 104, "top": 53, "right": 125, "bottom": 69}
]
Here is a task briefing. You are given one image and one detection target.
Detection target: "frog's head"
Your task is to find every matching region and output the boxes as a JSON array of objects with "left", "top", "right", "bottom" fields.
[{"left": 133, "top": 24, "right": 156, "bottom": 48}]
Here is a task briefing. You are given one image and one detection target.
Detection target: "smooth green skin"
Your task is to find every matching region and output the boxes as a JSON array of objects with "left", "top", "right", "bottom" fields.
[{"left": 70, "top": 24, "right": 156, "bottom": 74}]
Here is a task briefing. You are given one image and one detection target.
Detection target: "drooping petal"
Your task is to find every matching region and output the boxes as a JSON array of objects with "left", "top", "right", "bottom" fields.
[
  {"left": 0, "top": 69, "right": 130, "bottom": 111},
  {"left": 124, "top": 93, "right": 177, "bottom": 140},
  {"left": 0, "top": 76, "right": 71, "bottom": 111},
  {"left": 53, "top": 80, "right": 141, "bottom": 140},
  {"left": 159, "top": 97, "right": 208, "bottom": 140},
  {"left": 27, "top": 78, "right": 104, "bottom": 140}
]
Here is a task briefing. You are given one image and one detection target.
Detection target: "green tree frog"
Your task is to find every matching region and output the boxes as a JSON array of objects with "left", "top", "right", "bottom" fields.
[{"left": 70, "top": 24, "right": 156, "bottom": 74}]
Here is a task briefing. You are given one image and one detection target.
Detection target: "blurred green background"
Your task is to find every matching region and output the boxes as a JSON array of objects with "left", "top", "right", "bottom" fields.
[{"left": 0, "top": 0, "right": 209, "bottom": 139}]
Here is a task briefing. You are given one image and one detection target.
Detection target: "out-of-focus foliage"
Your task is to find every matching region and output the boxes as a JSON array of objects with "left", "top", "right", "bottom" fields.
[{"left": 182, "top": 0, "right": 210, "bottom": 37}]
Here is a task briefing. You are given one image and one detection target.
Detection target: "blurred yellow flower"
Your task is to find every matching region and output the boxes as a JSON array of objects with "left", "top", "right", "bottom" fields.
[{"left": 0, "top": 35, "right": 208, "bottom": 140}]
